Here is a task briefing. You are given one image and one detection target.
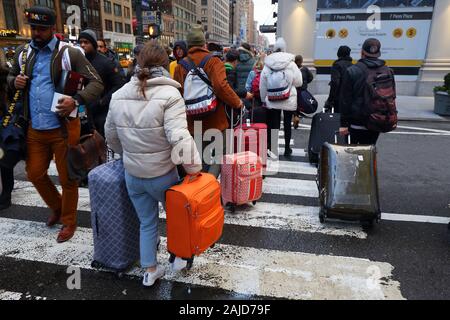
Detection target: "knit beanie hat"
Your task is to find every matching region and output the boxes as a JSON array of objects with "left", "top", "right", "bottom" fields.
[
  {"left": 187, "top": 25, "right": 206, "bottom": 48},
  {"left": 79, "top": 29, "right": 98, "bottom": 49},
  {"left": 337, "top": 45, "right": 351, "bottom": 58},
  {"left": 226, "top": 49, "right": 239, "bottom": 63}
]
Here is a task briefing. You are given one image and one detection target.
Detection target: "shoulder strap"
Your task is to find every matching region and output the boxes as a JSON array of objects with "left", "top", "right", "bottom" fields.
[
  {"left": 18, "top": 44, "right": 32, "bottom": 72},
  {"left": 179, "top": 57, "right": 196, "bottom": 72},
  {"left": 186, "top": 56, "right": 212, "bottom": 88},
  {"left": 198, "top": 54, "right": 213, "bottom": 69}
]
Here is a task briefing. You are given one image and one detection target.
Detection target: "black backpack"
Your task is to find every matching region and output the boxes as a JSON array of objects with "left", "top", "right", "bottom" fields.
[{"left": 356, "top": 62, "right": 398, "bottom": 133}]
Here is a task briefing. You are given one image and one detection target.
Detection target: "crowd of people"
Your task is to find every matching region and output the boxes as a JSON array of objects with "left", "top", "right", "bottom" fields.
[{"left": 0, "top": 5, "right": 394, "bottom": 287}]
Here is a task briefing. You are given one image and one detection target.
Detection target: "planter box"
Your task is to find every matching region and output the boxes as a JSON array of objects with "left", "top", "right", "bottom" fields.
[{"left": 434, "top": 91, "right": 450, "bottom": 116}]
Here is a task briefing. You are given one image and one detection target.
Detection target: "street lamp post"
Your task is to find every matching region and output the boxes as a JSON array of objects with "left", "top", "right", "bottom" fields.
[
  {"left": 230, "top": 0, "right": 236, "bottom": 45},
  {"left": 136, "top": 0, "right": 144, "bottom": 44}
]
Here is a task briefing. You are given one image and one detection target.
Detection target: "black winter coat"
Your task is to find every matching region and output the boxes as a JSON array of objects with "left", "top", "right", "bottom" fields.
[
  {"left": 339, "top": 58, "right": 387, "bottom": 128},
  {"left": 327, "top": 57, "right": 353, "bottom": 112},
  {"left": 85, "top": 52, "right": 125, "bottom": 135}
]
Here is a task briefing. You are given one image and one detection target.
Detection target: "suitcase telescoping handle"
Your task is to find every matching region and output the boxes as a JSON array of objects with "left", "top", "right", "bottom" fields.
[
  {"left": 324, "top": 106, "right": 334, "bottom": 114},
  {"left": 335, "top": 131, "right": 350, "bottom": 145},
  {"left": 230, "top": 105, "right": 245, "bottom": 154}
]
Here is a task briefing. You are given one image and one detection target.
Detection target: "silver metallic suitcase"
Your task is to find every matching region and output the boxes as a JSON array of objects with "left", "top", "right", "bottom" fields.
[{"left": 318, "top": 141, "right": 381, "bottom": 229}]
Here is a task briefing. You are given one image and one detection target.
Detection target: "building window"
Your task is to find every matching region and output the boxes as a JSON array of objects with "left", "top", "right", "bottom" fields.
[
  {"left": 115, "top": 22, "right": 123, "bottom": 33},
  {"left": 124, "top": 7, "right": 130, "bottom": 19},
  {"left": 34, "top": 0, "right": 55, "bottom": 8},
  {"left": 125, "top": 23, "right": 131, "bottom": 34},
  {"left": 104, "top": 1, "right": 112, "bottom": 14},
  {"left": 105, "top": 19, "right": 113, "bottom": 31},
  {"left": 3, "top": 0, "right": 18, "bottom": 30},
  {"left": 114, "top": 4, "right": 122, "bottom": 17}
]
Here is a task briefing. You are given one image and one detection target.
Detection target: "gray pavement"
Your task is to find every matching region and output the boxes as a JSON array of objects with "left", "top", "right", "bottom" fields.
[{"left": 315, "top": 95, "right": 450, "bottom": 122}]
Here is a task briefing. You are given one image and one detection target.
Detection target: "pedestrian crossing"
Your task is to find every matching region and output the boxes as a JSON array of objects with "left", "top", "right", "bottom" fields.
[
  {"left": 0, "top": 130, "right": 408, "bottom": 300},
  {"left": 0, "top": 290, "right": 47, "bottom": 301}
]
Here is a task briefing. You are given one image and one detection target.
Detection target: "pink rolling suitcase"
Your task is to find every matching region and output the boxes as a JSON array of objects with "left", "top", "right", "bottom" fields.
[
  {"left": 234, "top": 120, "right": 268, "bottom": 169},
  {"left": 221, "top": 108, "right": 263, "bottom": 212}
]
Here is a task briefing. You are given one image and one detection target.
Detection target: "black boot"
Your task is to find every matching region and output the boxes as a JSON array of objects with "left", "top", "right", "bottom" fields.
[
  {"left": 284, "top": 147, "right": 293, "bottom": 157},
  {"left": 0, "top": 196, "right": 12, "bottom": 210}
]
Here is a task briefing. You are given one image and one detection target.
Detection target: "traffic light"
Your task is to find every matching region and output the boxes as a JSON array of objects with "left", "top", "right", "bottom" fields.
[
  {"left": 148, "top": 23, "right": 160, "bottom": 39},
  {"left": 150, "top": 0, "right": 158, "bottom": 11}
]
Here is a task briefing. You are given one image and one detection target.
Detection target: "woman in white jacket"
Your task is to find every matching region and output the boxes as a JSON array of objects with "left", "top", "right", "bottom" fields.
[
  {"left": 105, "top": 42, "right": 202, "bottom": 287},
  {"left": 259, "top": 38, "right": 303, "bottom": 157}
]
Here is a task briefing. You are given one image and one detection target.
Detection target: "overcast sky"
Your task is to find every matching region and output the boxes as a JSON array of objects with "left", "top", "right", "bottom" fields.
[{"left": 253, "top": 0, "right": 277, "bottom": 44}]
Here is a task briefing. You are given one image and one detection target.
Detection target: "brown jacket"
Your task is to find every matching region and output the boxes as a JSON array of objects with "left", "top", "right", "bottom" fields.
[
  {"left": 174, "top": 47, "right": 242, "bottom": 134},
  {"left": 7, "top": 40, "right": 104, "bottom": 120}
]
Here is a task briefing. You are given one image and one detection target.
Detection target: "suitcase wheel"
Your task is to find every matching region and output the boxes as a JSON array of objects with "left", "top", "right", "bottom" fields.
[
  {"left": 319, "top": 210, "right": 325, "bottom": 223},
  {"left": 169, "top": 253, "right": 176, "bottom": 264},
  {"left": 227, "top": 204, "right": 236, "bottom": 213},
  {"left": 91, "top": 260, "right": 102, "bottom": 269},
  {"left": 186, "top": 258, "right": 194, "bottom": 270},
  {"left": 252, "top": 201, "right": 257, "bottom": 206},
  {"left": 361, "top": 219, "right": 375, "bottom": 231},
  {"left": 309, "top": 152, "right": 318, "bottom": 165}
]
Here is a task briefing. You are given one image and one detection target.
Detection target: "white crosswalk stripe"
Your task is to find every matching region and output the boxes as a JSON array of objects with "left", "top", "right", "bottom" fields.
[
  {"left": 266, "top": 160, "right": 317, "bottom": 175},
  {"left": 0, "top": 290, "right": 48, "bottom": 301},
  {"left": 278, "top": 147, "right": 307, "bottom": 157},
  {"left": 2, "top": 134, "right": 421, "bottom": 300},
  {"left": 0, "top": 217, "right": 403, "bottom": 300}
]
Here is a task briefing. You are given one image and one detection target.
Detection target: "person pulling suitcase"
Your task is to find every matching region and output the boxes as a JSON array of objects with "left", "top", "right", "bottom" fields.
[{"left": 104, "top": 41, "right": 201, "bottom": 287}]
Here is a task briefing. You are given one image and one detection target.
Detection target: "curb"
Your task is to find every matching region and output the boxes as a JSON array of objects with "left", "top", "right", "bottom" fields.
[{"left": 398, "top": 117, "right": 450, "bottom": 123}]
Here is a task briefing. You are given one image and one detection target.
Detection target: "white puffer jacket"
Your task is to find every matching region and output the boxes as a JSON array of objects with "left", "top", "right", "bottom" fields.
[
  {"left": 259, "top": 52, "right": 303, "bottom": 111},
  {"left": 105, "top": 76, "right": 202, "bottom": 178}
]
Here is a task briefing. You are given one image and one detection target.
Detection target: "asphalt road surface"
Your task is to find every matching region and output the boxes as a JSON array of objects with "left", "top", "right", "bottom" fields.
[{"left": 0, "top": 119, "right": 449, "bottom": 300}]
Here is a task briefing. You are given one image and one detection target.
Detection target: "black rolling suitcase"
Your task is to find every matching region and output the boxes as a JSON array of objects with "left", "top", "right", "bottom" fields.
[
  {"left": 307, "top": 110, "right": 343, "bottom": 165},
  {"left": 317, "top": 136, "right": 381, "bottom": 229}
]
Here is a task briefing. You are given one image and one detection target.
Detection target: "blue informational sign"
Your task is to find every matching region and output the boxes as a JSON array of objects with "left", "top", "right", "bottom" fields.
[{"left": 142, "top": 0, "right": 150, "bottom": 10}]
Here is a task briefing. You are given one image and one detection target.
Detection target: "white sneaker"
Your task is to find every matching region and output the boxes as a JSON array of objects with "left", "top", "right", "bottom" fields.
[
  {"left": 267, "top": 150, "right": 278, "bottom": 159},
  {"left": 142, "top": 266, "right": 165, "bottom": 287},
  {"left": 170, "top": 257, "right": 187, "bottom": 272}
]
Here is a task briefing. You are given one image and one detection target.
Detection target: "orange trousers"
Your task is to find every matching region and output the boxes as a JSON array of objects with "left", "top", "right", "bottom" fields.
[{"left": 26, "top": 119, "right": 80, "bottom": 227}]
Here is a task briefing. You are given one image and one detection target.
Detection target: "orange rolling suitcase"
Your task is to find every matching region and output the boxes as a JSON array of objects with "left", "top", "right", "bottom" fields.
[{"left": 165, "top": 173, "right": 224, "bottom": 270}]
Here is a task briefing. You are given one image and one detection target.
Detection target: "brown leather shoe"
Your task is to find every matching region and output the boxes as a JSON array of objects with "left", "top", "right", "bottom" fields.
[
  {"left": 46, "top": 210, "right": 61, "bottom": 227},
  {"left": 293, "top": 115, "right": 300, "bottom": 130},
  {"left": 56, "top": 225, "right": 77, "bottom": 243}
]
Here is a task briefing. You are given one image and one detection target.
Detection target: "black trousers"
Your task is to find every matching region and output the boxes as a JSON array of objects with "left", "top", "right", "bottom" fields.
[
  {"left": 0, "top": 166, "right": 14, "bottom": 203},
  {"left": 267, "top": 109, "right": 294, "bottom": 151},
  {"left": 349, "top": 128, "right": 380, "bottom": 145}
]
